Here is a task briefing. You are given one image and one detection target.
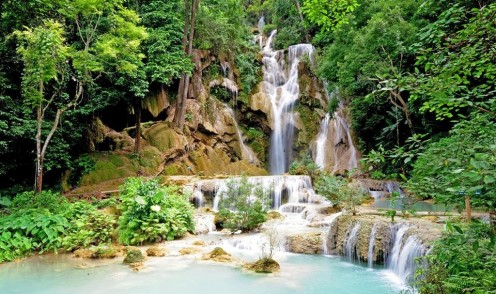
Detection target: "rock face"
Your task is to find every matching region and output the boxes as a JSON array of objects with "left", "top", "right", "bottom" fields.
[{"left": 286, "top": 232, "right": 323, "bottom": 254}]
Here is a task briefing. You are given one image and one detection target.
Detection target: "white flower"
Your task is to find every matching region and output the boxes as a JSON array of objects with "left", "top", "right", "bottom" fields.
[{"left": 150, "top": 205, "right": 161, "bottom": 212}]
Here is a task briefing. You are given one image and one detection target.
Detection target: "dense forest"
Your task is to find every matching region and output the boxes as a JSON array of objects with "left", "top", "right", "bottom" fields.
[{"left": 0, "top": 0, "right": 495, "bottom": 292}]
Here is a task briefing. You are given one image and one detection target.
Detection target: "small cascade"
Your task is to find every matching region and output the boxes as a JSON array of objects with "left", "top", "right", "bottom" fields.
[
  {"left": 387, "top": 224, "right": 426, "bottom": 283},
  {"left": 225, "top": 106, "right": 258, "bottom": 164},
  {"left": 314, "top": 113, "right": 331, "bottom": 170},
  {"left": 311, "top": 104, "right": 360, "bottom": 173},
  {"left": 367, "top": 223, "right": 378, "bottom": 268},
  {"left": 344, "top": 222, "right": 361, "bottom": 261},
  {"left": 323, "top": 212, "right": 342, "bottom": 255},
  {"left": 191, "top": 175, "right": 324, "bottom": 210},
  {"left": 258, "top": 16, "right": 265, "bottom": 34},
  {"left": 261, "top": 29, "right": 315, "bottom": 174},
  {"left": 332, "top": 108, "right": 359, "bottom": 173}
]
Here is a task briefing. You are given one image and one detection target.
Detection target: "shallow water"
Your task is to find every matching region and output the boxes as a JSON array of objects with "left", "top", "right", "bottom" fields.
[{"left": 0, "top": 253, "right": 403, "bottom": 294}]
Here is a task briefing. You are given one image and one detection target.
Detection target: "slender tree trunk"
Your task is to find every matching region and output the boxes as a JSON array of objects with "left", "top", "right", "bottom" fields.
[
  {"left": 174, "top": 0, "right": 192, "bottom": 128},
  {"left": 134, "top": 99, "right": 142, "bottom": 155},
  {"left": 35, "top": 103, "right": 43, "bottom": 193},
  {"left": 174, "top": 0, "right": 200, "bottom": 129},
  {"left": 465, "top": 195, "right": 472, "bottom": 223},
  {"left": 294, "top": 0, "right": 310, "bottom": 43}
]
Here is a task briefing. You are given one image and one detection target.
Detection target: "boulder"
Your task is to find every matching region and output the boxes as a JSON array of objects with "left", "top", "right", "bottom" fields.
[
  {"left": 286, "top": 232, "right": 323, "bottom": 254},
  {"left": 123, "top": 249, "right": 145, "bottom": 264},
  {"left": 146, "top": 246, "right": 167, "bottom": 257},
  {"left": 201, "top": 247, "right": 234, "bottom": 263}
]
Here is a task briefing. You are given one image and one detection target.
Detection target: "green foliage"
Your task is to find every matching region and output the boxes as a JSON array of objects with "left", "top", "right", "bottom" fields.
[
  {"left": 62, "top": 202, "right": 116, "bottom": 251},
  {"left": 302, "top": 0, "right": 359, "bottom": 31},
  {"left": 12, "top": 190, "right": 69, "bottom": 214},
  {"left": 315, "top": 174, "right": 366, "bottom": 214},
  {"left": 410, "top": 3, "right": 496, "bottom": 120},
  {"left": 236, "top": 49, "right": 261, "bottom": 101},
  {"left": 118, "top": 177, "right": 195, "bottom": 245},
  {"left": 409, "top": 115, "right": 496, "bottom": 210},
  {"left": 216, "top": 177, "right": 270, "bottom": 233},
  {"left": 289, "top": 154, "right": 321, "bottom": 181},
  {"left": 415, "top": 222, "right": 496, "bottom": 294},
  {"left": 0, "top": 208, "right": 69, "bottom": 262}
]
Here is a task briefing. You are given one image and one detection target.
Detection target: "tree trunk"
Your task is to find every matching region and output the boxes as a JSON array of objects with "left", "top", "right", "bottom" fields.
[
  {"left": 294, "top": 0, "right": 310, "bottom": 43},
  {"left": 35, "top": 104, "right": 43, "bottom": 193},
  {"left": 134, "top": 99, "right": 142, "bottom": 155},
  {"left": 174, "top": 0, "right": 199, "bottom": 129},
  {"left": 465, "top": 195, "right": 472, "bottom": 223}
]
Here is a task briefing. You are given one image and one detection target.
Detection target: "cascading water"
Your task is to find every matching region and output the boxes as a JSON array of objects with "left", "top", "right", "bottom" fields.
[
  {"left": 367, "top": 223, "right": 378, "bottom": 267},
  {"left": 261, "top": 30, "right": 315, "bottom": 174},
  {"left": 322, "top": 212, "right": 342, "bottom": 255},
  {"left": 191, "top": 175, "right": 323, "bottom": 211},
  {"left": 344, "top": 222, "right": 361, "bottom": 261},
  {"left": 312, "top": 104, "right": 359, "bottom": 172},
  {"left": 387, "top": 224, "right": 427, "bottom": 283},
  {"left": 314, "top": 113, "right": 330, "bottom": 170},
  {"left": 225, "top": 106, "right": 258, "bottom": 164}
]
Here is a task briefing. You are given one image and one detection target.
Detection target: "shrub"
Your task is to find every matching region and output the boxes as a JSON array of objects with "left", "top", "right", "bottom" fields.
[
  {"left": 0, "top": 208, "right": 69, "bottom": 262},
  {"left": 289, "top": 155, "right": 321, "bottom": 181},
  {"left": 118, "top": 178, "right": 195, "bottom": 245},
  {"left": 315, "top": 174, "right": 366, "bottom": 214},
  {"left": 63, "top": 201, "right": 117, "bottom": 251},
  {"left": 12, "top": 190, "right": 69, "bottom": 214},
  {"left": 415, "top": 222, "right": 496, "bottom": 293},
  {"left": 216, "top": 177, "right": 270, "bottom": 233}
]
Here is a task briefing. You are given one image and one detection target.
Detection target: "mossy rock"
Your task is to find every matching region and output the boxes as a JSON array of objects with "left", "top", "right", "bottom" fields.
[
  {"left": 244, "top": 258, "right": 280, "bottom": 273},
  {"left": 123, "top": 249, "right": 145, "bottom": 264},
  {"left": 201, "top": 247, "right": 234, "bottom": 262},
  {"left": 146, "top": 246, "right": 167, "bottom": 257},
  {"left": 73, "top": 246, "right": 118, "bottom": 259},
  {"left": 144, "top": 123, "right": 187, "bottom": 153},
  {"left": 192, "top": 240, "right": 206, "bottom": 246}
]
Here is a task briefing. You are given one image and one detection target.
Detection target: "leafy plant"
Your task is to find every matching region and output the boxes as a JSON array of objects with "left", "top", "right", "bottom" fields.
[
  {"left": 216, "top": 177, "right": 270, "bottom": 233},
  {"left": 118, "top": 177, "right": 194, "bottom": 245},
  {"left": 11, "top": 190, "right": 69, "bottom": 214},
  {"left": 63, "top": 202, "right": 116, "bottom": 251},
  {"left": 289, "top": 155, "right": 321, "bottom": 181},
  {"left": 415, "top": 221, "right": 496, "bottom": 293},
  {"left": 0, "top": 208, "right": 69, "bottom": 262},
  {"left": 315, "top": 174, "right": 366, "bottom": 214}
]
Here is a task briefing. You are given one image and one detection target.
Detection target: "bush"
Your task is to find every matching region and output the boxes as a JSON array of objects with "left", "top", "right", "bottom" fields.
[
  {"left": 63, "top": 201, "right": 117, "bottom": 251},
  {"left": 415, "top": 222, "right": 496, "bottom": 293},
  {"left": 216, "top": 177, "right": 270, "bottom": 233},
  {"left": 315, "top": 174, "right": 366, "bottom": 214},
  {"left": 12, "top": 190, "right": 69, "bottom": 214},
  {"left": 118, "top": 178, "right": 195, "bottom": 245},
  {"left": 0, "top": 208, "right": 70, "bottom": 262},
  {"left": 289, "top": 155, "right": 321, "bottom": 181}
]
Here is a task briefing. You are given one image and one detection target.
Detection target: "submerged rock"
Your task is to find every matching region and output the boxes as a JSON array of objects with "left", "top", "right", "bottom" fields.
[
  {"left": 123, "top": 249, "right": 145, "bottom": 264},
  {"left": 73, "top": 246, "right": 119, "bottom": 259},
  {"left": 244, "top": 258, "right": 280, "bottom": 273},
  {"left": 179, "top": 247, "right": 201, "bottom": 255},
  {"left": 192, "top": 240, "right": 206, "bottom": 246}
]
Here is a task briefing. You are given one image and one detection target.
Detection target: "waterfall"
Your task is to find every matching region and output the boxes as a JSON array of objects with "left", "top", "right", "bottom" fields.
[
  {"left": 261, "top": 30, "right": 315, "bottom": 174},
  {"left": 344, "top": 222, "right": 361, "bottom": 261},
  {"left": 191, "top": 175, "right": 321, "bottom": 211},
  {"left": 225, "top": 106, "right": 258, "bottom": 164},
  {"left": 387, "top": 224, "right": 427, "bottom": 283},
  {"left": 332, "top": 109, "right": 359, "bottom": 173},
  {"left": 367, "top": 223, "right": 378, "bottom": 268},
  {"left": 311, "top": 104, "right": 359, "bottom": 173},
  {"left": 258, "top": 16, "right": 265, "bottom": 34},
  {"left": 314, "top": 113, "right": 331, "bottom": 170},
  {"left": 322, "top": 212, "right": 342, "bottom": 255}
]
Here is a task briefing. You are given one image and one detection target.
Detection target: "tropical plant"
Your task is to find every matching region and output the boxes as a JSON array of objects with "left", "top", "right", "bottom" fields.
[
  {"left": 118, "top": 178, "right": 195, "bottom": 245},
  {"left": 216, "top": 177, "right": 270, "bottom": 233}
]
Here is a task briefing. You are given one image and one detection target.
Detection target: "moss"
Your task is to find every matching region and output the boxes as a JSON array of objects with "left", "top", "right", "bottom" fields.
[
  {"left": 295, "top": 104, "right": 320, "bottom": 148},
  {"left": 139, "top": 146, "right": 162, "bottom": 170},
  {"left": 123, "top": 249, "right": 145, "bottom": 264},
  {"left": 79, "top": 153, "right": 137, "bottom": 186},
  {"left": 244, "top": 258, "right": 280, "bottom": 273}
]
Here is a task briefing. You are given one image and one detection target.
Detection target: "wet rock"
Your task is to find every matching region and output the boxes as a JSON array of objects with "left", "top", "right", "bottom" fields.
[
  {"left": 192, "top": 240, "right": 206, "bottom": 246},
  {"left": 129, "top": 262, "right": 145, "bottom": 271}
]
